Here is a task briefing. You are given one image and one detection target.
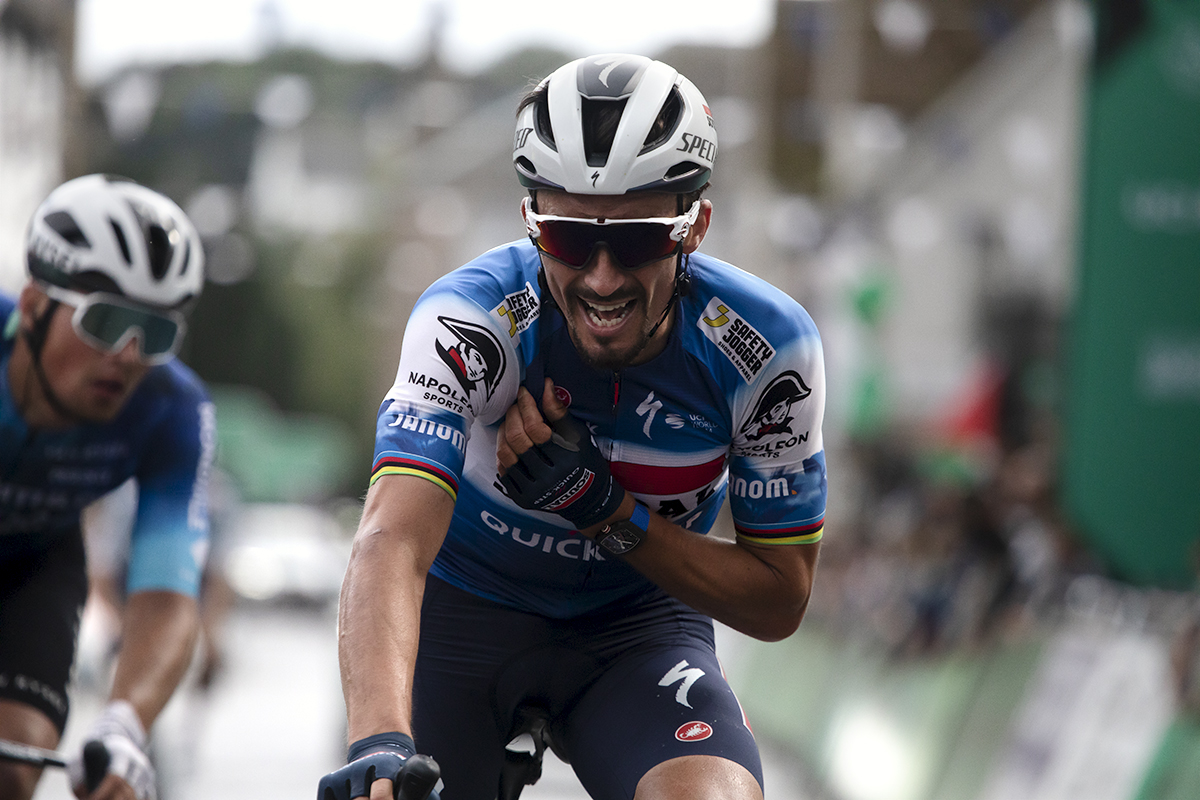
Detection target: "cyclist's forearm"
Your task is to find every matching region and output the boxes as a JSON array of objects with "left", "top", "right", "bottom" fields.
[
  {"left": 339, "top": 476, "right": 454, "bottom": 742},
  {"left": 109, "top": 590, "right": 200, "bottom": 730},
  {"left": 608, "top": 505, "right": 819, "bottom": 642}
]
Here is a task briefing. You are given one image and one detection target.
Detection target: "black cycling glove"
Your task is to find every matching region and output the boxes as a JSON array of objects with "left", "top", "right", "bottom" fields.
[
  {"left": 317, "top": 732, "right": 441, "bottom": 800},
  {"left": 500, "top": 412, "right": 623, "bottom": 530}
]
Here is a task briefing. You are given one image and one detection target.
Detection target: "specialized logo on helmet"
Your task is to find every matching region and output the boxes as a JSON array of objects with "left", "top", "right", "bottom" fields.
[
  {"left": 581, "top": 55, "right": 645, "bottom": 96},
  {"left": 675, "top": 722, "right": 713, "bottom": 742},
  {"left": 697, "top": 297, "right": 776, "bottom": 382},
  {"left": 435, "top": 316, "right": 506, "bottom": 415}
]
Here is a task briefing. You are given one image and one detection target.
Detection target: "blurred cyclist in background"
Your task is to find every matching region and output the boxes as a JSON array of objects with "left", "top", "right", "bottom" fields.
[
  {"left": 0, "top": 175, "right": 214, "bottom": 800},
  {"left": 321, "top": 54, "right": 827, "bottom": 800}
]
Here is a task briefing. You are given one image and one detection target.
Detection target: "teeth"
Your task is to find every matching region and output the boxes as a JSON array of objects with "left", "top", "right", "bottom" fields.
[
  {"left": 583, "top": 299, "right": 632, "bottom": 328},
  {"left": 586, "top": 300, "right": 627, "bottom": 312}
]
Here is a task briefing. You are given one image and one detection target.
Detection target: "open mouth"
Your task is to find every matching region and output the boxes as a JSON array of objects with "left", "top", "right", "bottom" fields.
[
  {"left": 92, "top": 378, "right": 126, "bottom": 400},
  {"left": 580, "top": 298, "right": 635, "bottom": 329}
]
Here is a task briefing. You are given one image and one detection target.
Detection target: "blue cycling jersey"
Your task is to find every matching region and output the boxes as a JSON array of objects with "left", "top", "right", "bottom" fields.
[
  {"left": 0, "top": 293, "right": 214, "bottom": 597},
  {"left": 372, "top": 240, "right": 827, "bottom": 618}
]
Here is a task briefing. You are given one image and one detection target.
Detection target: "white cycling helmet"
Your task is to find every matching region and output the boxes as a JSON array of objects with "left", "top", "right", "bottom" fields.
[
  {"left": 513, "top": 54, "right": 717, "bottom": 195},
  {"left": 26, "top": 174, "right": 204, "bottom": 309}
]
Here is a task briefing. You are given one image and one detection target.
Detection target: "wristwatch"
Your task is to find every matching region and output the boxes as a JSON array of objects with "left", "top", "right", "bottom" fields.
[{"left": 594, "top": 502, "right": 651, "bottom": 556}]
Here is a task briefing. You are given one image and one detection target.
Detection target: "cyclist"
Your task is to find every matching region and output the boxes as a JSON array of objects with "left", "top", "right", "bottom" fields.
[
  {"left": 321, "top": 54, "right": 826, "bottom": 800},
  {"left": 0, "top": 175, "right": 214, "bottom": 800}
]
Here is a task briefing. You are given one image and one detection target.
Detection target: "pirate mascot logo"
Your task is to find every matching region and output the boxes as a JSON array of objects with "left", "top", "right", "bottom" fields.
[
  {"left": 435, "top": 316, "right": 506, "bottom": 415},
  {"left": 741, "top": 370, "right": 811, "bottom": 442}
]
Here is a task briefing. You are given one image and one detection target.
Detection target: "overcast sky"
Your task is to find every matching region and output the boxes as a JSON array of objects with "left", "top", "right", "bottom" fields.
[{"left": 76, "top": 0, "right": 778, "bottom": 84}]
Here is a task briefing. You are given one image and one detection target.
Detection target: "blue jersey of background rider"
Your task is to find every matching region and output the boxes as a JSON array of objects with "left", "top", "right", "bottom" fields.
[
  {"left": 0, "top": 293, "right": 214, "bottom": 597},
  {"left": 371, "top": 238, "right": 826, "bottom": 618}
]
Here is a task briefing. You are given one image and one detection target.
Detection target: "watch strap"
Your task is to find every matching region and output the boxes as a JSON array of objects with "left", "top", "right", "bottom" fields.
[{"left": 627, "top": 501, "right": 650, "bottom": 533}]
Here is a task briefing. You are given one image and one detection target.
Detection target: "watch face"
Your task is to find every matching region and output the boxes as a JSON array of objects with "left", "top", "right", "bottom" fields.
[{"left": 598, "top": 522, "right": 643, "bottom": 555}]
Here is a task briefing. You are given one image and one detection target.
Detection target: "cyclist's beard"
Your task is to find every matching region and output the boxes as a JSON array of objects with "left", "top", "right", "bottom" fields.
[{"left": 563, "top": 312, "right": 656, "bottom": 372}]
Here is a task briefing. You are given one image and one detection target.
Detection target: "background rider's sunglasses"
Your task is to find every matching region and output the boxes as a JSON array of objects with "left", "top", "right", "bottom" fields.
[
  {"left": 40, "top": 284, "right": 186, "bottom": 366},
  {"left": 523, "top": 197, "right": 700, "bottom": 270}
]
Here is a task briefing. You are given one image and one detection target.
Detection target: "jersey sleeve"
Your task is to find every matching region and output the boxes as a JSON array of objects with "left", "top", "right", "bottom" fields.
[
  {"left": 128, "top": 377, "right": 216, "bottom": 596},
  {"left": 726, "top": 311, "right": 827, "bottom": 546},
  {"left": 372, "top": 283, "right": 521, "bottom": 499}
]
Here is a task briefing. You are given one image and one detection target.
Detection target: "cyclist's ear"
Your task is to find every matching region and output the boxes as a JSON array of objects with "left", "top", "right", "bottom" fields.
[
  {"left": 682, "top": 199, "right": 713, "bottom": 254},
  {"left": 16, "top": 283, "right": 52, "bottom": 331}
]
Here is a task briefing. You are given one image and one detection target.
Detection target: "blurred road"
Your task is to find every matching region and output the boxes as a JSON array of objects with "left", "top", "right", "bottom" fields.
[{"left": 35, "top": 604, "right": 811, "bottom": 800}]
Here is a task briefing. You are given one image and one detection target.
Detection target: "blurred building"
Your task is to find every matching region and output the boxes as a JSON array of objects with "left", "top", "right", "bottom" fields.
[
  {"left": 0, "top": 0, "right": 78, "bottom": 293},
  {"left": 764, "top": 0, "right": 1090, "bottom": 448}
]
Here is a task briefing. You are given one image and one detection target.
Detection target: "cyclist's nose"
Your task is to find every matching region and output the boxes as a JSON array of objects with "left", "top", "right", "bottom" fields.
[
  {"left": 113, "top": 333, "right": 144, "bottom": 365},
  {"left": 581, "top": 244, "right": 626, "bottom": 296}
]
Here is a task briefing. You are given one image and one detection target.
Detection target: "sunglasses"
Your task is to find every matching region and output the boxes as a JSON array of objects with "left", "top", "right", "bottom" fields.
[
  {"left": 523, "top": 196, "right": 700, "bottom": 270},
  {"left": 40, "top": 284, "right": 186, "bottom": 366}
]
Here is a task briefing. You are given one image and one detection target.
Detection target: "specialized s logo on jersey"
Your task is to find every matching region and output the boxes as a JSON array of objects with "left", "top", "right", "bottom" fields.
[
  {"left": 493, "top": 282, "right": 539, "bottom": 338},
  {"left": 435, "top": 316, "right": 506, "bottom": 414},
  {"left": 697, "top": 297, "right": 775, "bottom": 382}
]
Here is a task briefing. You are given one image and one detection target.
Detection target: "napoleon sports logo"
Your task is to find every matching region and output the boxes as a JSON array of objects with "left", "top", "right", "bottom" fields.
[{"left": 435, "top": 316, "right": 506, "bottom": 415}]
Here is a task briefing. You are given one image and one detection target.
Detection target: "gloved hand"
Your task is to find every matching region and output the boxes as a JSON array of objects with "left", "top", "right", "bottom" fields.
[
  {"left": 67, "top": 700, "right": 156, "bottom": 800},
  {"left": 318, "top": 732, "right": 441, "bottom": 800},
  {"left": 499, "top": 397, "right": 623, "bottom": 530}
]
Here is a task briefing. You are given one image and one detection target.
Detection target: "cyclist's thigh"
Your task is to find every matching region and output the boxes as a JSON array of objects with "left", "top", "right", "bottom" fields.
[
  {"left": 562, "top": 641, "right": 763, "bottom": 800},
  {"left": 0, "top": 532, "right": 88, "bottom": 735},
  {"left": 412, "top": 576, "right": 543, "bottom": 800}
]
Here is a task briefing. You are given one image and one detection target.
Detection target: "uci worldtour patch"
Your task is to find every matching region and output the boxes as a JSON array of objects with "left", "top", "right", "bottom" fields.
[
  {"left": 697, "top": 297, "right": 776, "bottom": 383},
  {"left": 493, "top": 282, "right": 539, "bottom": 338},
  {"left": 435, "top": 316, "right": 506, "bottom": 414}
]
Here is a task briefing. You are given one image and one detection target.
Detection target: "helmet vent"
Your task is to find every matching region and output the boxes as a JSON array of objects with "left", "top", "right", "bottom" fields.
[
  {"left": 514, "top": 156, "right": 538, "bottom": 179},
  {"left": 146, "top": 224, "right": 173, "bottom": 280},
  {"left": 45, "top": 211, "right": 91, "bottom": 247},
  {"left": 109, "top": 219, "right": 133, "bottom": 266},
  {"left": 640, "top": 88, "right": 683, "bottom": 155},
  {"left": 664, "top": 162, "right": 704, "bottom": 181},
  {"left": 178, "top": 240, "right": 192, "bottom": 278},
  {"left": 582, "top": 98, "right": 627, "bottom": 168},
  {"left": 534, "top": 97, "right": 556, "bottom": 152}
]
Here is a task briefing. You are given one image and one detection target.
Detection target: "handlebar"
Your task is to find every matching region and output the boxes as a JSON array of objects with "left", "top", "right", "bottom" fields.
[
  {"left": 0, "top": 738, "right": 109, "bottom": 794},
  {"left": 396, "top": 754, "right": 441, "bottom": 800}
]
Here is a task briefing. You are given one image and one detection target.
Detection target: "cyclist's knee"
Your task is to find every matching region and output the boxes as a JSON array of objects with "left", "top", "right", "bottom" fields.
[
  {"left": 0, "top": 700, "right": 60, "bottom": 800},
  {"left": 0, "top": 761, "right": 42, "bottom": 800},
  {"left": 634, "top": 755, "right": 762, "bottom": 800}
]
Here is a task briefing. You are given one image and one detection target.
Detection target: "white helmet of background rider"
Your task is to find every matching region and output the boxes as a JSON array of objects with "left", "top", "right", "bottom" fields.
[
  {"left": 513, "top": 54, "right": 717, "bottom": 195},
  {"left": 25, "top": 174, "right": 204, "bottom": 309}
]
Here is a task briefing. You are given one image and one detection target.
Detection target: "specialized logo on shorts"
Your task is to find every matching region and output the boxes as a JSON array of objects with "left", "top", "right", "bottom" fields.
[
  {"left": 697, "top": 297, "right": 775, "bottom": 383},
  {"left": 435, "top": 316, "right": 506, "bottom": 414},
  {"left": 733, "top": 370, "right": 811, "bottom": 458},
  {"left": 659, "top": 659, "right": 706, "bottom": 709},
  {"left": 493, "top": 282, "right": 539, "bottom": 338},
  {"left": 675, "top": 721, "right": 714, "bottom": 742}
]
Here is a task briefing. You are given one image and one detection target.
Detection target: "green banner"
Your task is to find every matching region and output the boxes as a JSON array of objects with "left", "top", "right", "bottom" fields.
[{"left": 1064, "top": 0, "right": 1200, "bottom": 588}]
